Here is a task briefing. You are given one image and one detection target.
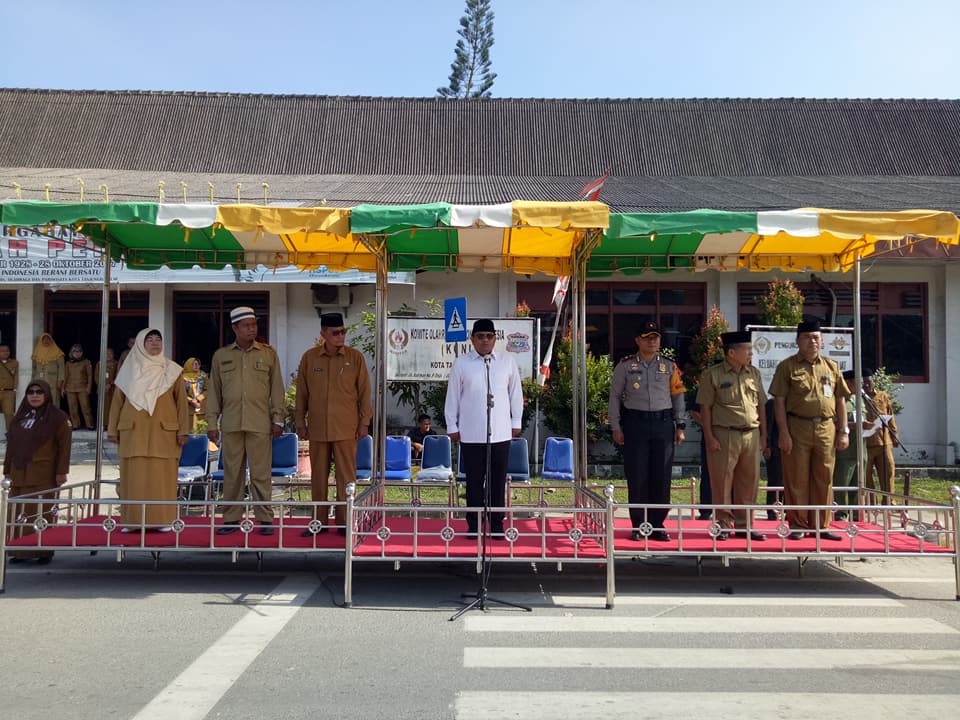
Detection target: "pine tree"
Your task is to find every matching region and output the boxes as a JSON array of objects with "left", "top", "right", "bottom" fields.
[{"left": 437, "top": 0, "right": 497, "bottom": 99}]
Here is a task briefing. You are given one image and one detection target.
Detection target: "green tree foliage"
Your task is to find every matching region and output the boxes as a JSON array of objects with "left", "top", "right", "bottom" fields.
[
  {"left": 540, "top": 334, "right": 613, "bottom": 444},
  {"left": 437, "top": 0, "right": 497, "bottom": 99},
  {"left": 756, "top": 277, "right": 805, "bottom": 327},
  {"left": 685, "top": 305, "right": 730, "bottom": 393},
  {"left": 870, "top": 366, "right": 904, "bottom": 414}
]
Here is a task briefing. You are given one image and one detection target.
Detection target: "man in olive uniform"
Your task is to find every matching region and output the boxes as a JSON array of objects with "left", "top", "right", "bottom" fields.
[
  {"left": 64, "top": 344, "right": 94, "bottom": 430},
  {"left": 0, "top": 344, "right": 18, "bottom": 434},
  {"left": 770, "top": 319, "right": 850, "bottom": 541},
  {"left": 696, "top": 331, "right": 768, "bottom": 541},
  {"left": 295, "top": 313, "right": 372, "bottom": 536},
  {"left": 207, "top": 306, "right": 286, "bottom": 536},
  {"left": 608, "top": 320, "right": 686, "bottom": 542}
]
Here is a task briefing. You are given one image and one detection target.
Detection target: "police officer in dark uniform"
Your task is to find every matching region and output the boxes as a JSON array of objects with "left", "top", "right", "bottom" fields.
[{"left": 609, "top": 320, "right": 687, "bottom": 542}]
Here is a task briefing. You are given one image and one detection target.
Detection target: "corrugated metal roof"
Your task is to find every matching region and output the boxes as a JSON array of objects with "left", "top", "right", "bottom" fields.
[{"left": 2, "top": 90, "right": 959, "bottom": 178}]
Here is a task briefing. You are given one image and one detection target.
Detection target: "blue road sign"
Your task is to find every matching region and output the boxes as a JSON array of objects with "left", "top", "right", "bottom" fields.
[{"left": 444, "top": 298, "right": 468, "bottom": 342}]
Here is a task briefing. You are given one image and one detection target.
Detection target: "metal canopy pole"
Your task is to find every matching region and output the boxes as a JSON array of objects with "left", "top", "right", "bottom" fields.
[
  {"left": 853, "top": 253, "right": 865, "bottom": 502},
  {"left": 94, "top": 240, "right": 112, "bottom": 494}
]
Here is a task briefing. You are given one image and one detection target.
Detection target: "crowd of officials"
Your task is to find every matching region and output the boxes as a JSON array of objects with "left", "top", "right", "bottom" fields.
[{"left": 3, "top": 309, "right": 901, "bottom": 562}]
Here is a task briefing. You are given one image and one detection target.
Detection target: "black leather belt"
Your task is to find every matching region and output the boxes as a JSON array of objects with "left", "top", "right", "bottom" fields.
[
  {"left": 714, "top": 425, "right": 757, "bottom": 432},
  {"left": 622, "top": 408, "right": 673, "bottom": 421},
  {"left": 787, "top": 413, "right": 834, "bottom": 423}
]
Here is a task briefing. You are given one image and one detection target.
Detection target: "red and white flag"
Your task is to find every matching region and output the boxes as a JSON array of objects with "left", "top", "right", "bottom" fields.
[{"left": 579, "top": 169, "right": 609, "bottom": 201}]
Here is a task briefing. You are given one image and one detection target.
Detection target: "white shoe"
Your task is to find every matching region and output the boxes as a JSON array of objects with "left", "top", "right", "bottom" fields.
[
  {"left": 157, "top": 526, "right": 172, "bottom": 533},
  {"left": 120, "top": 527, "right": 135, "bottom": 533}
]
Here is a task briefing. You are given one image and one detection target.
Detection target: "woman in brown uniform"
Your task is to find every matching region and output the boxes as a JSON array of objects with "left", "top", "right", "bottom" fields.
[
  {"left": 31, "top": 333, "right": 65, "bottom": 398},
  {"left": 4, "top": 379, "right": 72, "bottom": 564},
  {"left": 108, "top": 328, "right": 189, "bottom": 532},
  {"left": 64, "top": 343, "right": 94, "bottom": 430},
  {"left": 180, "top": 357, "right": 208, "bottom": 434}
]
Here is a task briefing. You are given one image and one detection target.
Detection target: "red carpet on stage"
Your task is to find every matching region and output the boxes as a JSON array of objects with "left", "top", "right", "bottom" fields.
[
  {"left": 610, "top": 517, "right": 953, "bottom": 554},
  {"left": 5, "top": 515, "right": 346, "bottom": 550},
  {"left": 352, "top": 516, "right": 606, "bottom": 558},
  {"left": 6, "top": 514, "right": 951, "bottom": 557}
]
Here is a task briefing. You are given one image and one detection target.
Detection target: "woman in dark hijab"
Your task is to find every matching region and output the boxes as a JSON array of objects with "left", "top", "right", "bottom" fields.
[{"left": 4, "top": 379, "right": 72, "bottom": 564}]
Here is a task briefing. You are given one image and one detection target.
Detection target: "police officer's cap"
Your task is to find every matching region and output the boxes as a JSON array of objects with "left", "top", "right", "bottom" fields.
[
  {"left": 720, "top": 331, "right": 751, "bottom": 346},
  {"left": 797, "top": 318, "right": 822, "bottom": 333},
  {"left": 320, "top": 312, "right": 345, "bottom": 328},
  {"left": 636, "top": 320, "right": 660, "bottom": 338}
]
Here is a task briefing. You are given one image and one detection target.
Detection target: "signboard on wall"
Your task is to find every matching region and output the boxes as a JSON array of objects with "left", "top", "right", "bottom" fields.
[
  {"left": 0, "top": 226, "right": 415, "bottom": 284},
  {"left": 749, "top": 325, "right": 854, "bottom": 392},
  {"left": 387, "top": 317, "right": 538, "bottom": 381}
]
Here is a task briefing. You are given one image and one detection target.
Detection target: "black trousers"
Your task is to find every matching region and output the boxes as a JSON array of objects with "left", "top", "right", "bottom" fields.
[
  {"left": 622, "top": 412, "right": 674, "bottom": 529},
  {"left": 462, "top": 440, "right": 510, "bottom": 532}
]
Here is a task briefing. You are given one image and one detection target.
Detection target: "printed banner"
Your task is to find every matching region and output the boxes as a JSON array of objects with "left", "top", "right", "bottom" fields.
[
  {"left": 387, "top": 317, "right": 538, "bottom": 381},
  {"left": 749, "top": 326, "right": 854, "bottom": 392}
]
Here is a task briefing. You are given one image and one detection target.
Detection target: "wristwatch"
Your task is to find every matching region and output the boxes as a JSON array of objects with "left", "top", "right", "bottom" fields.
[
  {"left": 839, "top": 426, "right": 850, "bottom": 434},
  {"left": 675, "top": 422, "right": 686, "bottom": 430}
]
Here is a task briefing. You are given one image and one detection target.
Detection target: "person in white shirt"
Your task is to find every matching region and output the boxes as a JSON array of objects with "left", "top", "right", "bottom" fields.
[{"left": 445, "top": 319, "right": 523, "bottom": 538}]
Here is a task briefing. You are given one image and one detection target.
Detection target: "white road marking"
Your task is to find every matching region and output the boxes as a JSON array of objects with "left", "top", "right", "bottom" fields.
[
  {"left": 454, "top": 692, "right": 960, "bottom": 720},
  {"left": 464, "top": 647, "right": 960, "bottom": 670},
  {"left": 543, "top": 594, "right": 903, "bottom": 607},
  {"left": 463, "top": 615, "right": 956, "bottom": 634},
  {"left": 131, "top": 574, "right": 318, "bottom": 720}
]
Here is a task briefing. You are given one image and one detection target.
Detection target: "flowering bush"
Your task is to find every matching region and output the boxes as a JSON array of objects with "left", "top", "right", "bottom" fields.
[
  {"left": 756, "top": 278, "right": 805, "bottom": 327},
  {"left": 515, "top": 300, "right": 531, "bottom": 317},
  {"left": 685, "top": 305, "right": 730, "bottom": 393}
]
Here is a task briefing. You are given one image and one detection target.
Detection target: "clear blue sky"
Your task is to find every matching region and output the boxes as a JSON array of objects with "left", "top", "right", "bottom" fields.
[{"left": 3, "top": 0, "right": 958, "bottom": 98}]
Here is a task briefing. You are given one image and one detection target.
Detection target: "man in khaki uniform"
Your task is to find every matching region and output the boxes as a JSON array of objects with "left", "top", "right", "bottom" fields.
[
  {"left": 295, "top": 312, "right": 372, "bottom": 536},
  {"left": 696, "top": 331, "right": 768, "bottom": 541},
  {"left": 770, "top": 319, "right": 850, "bottom": 541},
  {"left": 863, "top": 372, "right": 899, "bottom": 501},
  {"left": 0, "top": 344, "right": 19, "bottom": 434},
  {"left": 207, "top": 306, "right": 285, "bottom": 535}
]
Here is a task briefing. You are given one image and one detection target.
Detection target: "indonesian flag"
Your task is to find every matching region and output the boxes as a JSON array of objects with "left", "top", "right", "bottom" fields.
[
  {"left": 579, "top": 169, "right": 609, "bottom": 201},
  {"left": 551, "top": 276, "right": 569, "bottom": 308}
]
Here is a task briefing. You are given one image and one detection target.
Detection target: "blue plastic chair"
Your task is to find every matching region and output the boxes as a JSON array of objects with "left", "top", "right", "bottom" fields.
[
  {"left": 541, "top": 436, "right": 575, "bottom": 481},
  {"left": 178, "top": 435, "right": 210, "bottom": 504},
  {"left": 380, "top": 435, "right": 412, "bottom": 481},
  {"left": 271, "top": 432, "right": 299, "bottom": 478},
  {"left": 355, "top": 435, "right": 373, "bottom": 481},
  {"left": 416, "top": 435, "right": 453, "bottom": 481},
  {"left": 506, "top": 436, "right": 530, "bottom": 483}
]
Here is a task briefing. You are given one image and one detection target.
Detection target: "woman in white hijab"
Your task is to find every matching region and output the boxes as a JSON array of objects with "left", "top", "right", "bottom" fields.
[{"left": 108, "top": 328, "right": 189, "bottom": 531}]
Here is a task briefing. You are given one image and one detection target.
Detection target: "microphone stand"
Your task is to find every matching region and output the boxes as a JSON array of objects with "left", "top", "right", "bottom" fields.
[{"left": 451, "top": 353, "right": 531, "bottom": 620}]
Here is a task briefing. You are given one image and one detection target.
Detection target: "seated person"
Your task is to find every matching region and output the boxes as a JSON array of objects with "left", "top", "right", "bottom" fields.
[{"left": 408, "top": 414, "right": 435, "bottom": 459}]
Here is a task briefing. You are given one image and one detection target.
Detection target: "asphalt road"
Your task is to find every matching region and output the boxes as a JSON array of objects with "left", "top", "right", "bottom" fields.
[{"left": 1, "top": 552, "right": 958, "bottom": 720}]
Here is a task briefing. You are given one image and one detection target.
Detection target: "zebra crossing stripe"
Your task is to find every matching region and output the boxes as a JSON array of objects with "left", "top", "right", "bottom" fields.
[
  {"left": 455, "top": 692, "right": 960, "bottom": 720},
  {"left": 463, "top": 616, "right": 956, "bottom": 634},
  {"left": 463, "top": 647, "right": 960, "bottom": 670}
]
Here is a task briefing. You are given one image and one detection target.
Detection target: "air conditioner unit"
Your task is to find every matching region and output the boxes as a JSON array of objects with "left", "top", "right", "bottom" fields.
[{"left": 311, "top": 284, "right": 351, "bottom": 312}]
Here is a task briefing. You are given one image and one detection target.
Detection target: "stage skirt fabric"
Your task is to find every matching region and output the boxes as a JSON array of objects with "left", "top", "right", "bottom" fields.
[{"left": 119, "top": 456, "right": 178, "bottom": 526}]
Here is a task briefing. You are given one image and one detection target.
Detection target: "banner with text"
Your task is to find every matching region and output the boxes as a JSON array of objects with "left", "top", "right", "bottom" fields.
[
  {"left": 387, "top": 317, "right": 538, "bottom": 381},
  {"left": 749, "top": 326, "right": 854, "bottom": 393}
]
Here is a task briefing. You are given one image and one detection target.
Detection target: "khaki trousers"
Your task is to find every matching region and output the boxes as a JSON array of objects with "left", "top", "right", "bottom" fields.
[
  {"left": 783, "top": 416, "right": 836, "bottom": 531},
  {"left": 309, "top": 439, "right": 358, "bottom": 527},
  {"left": 706, "top": 426, "right": 760, "bottom": 529},
  {"left": 866, "top": 444, "right": 895, "bottom": 499},
  {"left": 0, "top": 389, "right": 15, "bottom": 434},
  {"left": 220, "top": 431, "right": 274, "bottom": 523}
]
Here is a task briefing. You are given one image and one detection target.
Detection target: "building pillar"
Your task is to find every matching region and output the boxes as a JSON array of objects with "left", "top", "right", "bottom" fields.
[{"left": 941, "top": 264, "right": 960, "bottom": 464}]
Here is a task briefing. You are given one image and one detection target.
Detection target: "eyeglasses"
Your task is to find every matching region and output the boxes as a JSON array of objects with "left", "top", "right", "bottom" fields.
[
  {"left": 26, "top": 389, "right": 45, "bottom": 396},
  {"left": 327, "top": 328, "right": 347, "bottom": 336},
  {"left": 473, "top": 333, "right": 496, "bottom": 340}
]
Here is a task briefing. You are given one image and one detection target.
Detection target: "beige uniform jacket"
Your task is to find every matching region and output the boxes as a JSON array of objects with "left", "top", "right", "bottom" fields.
[
  {"left": 108, "top": 383, "right": 190, "bottom": 459},
  {"left": 295, "top": 345, "right": 372, "bottom": 442},
  {"left": 769, "top": 353, "right": 850, "bottom": 417},
  {"left": 696, "top": 360, "right": 766, "bottom": 429},
  {"left": 64, "top": 358, "right": 92, "bottom": 393},
  {"left": 865, "top": 390, "right": 898, "bottom": 448},
  {"left": 206, "top": 341, "right": 285, "bottom": 433}
]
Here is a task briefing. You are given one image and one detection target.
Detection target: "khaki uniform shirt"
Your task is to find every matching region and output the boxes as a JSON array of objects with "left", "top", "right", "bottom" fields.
[
  {"left": 64, "top": 358, "right": 92, "bottom": 393},
  {"left": 206, "top": 341, "right": 285, "bottom": 433},
  {"left": 295, "top": 344, "right": 373, "bottom": 442},
  {"left": 108, "top": 383, "right": 190, "bottom": 459},
  {"left": 865, "top": 389, "right": 897, "bottom": 448},
  {"left": 608, "top": 353, "right": 686, "bottom": 433},
  {"left": 0, "top": 359, "right": 18, "bottom": 391},
  {"left": 696, "top": 360, "right": 767, "bottom": 429},
  {"left": 768, "top": 353, "right": 850, "bottom": 417}
]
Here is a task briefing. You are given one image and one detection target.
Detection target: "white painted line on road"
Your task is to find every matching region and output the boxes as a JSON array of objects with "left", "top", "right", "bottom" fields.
[
  {"left": 131, "top": 574, "right": 318, "bottom": 720},
  {"left": 464, "top": 647, "right": 960, "bottom": 670},
  {"left": 455, "top": 692, "right": 960, "bottom": 720},
  {"left": 463, "top": 616, "right": 957, "bottom": 634},
  {"left": 543, "top": 594, "right": 903, "bottom": 607}
]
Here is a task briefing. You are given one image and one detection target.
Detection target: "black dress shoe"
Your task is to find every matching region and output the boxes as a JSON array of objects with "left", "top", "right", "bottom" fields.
[
  {"left": 630, "top": 530, "right": 642, "bottom": 542},
  {"left": 216, "top": 523, "right": 239, "bottom": 535},
  {"left": 819, "top": 531, "right": 842, "bottom": 541},
  {"left": 789, "top": 531, "right": 807, "bottom": 540},
  {"left": 259, "top": 523, "right": 275, "bottom": 536},
  {"left": 649, "top": 530, "right": 671, "bottom": 542},
  {"left": 740, "top": 531, "right": 767, "bottom": 541},
  {"left": 8, "top": 557, "right": 25, "bottom": 564}
]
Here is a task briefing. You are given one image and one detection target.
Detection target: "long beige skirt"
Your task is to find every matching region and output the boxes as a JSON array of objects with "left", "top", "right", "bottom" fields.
[{"left": 119, "top": 456, "right": 178, "bottom": 526}]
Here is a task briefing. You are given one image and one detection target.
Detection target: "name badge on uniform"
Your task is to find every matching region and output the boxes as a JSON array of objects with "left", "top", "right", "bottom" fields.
[
  {"left": 823, "top": 377, "right": 833, "bottom": 399},
  {"left": 658, "top": 363, "right": 666, "bottom": 373}
]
